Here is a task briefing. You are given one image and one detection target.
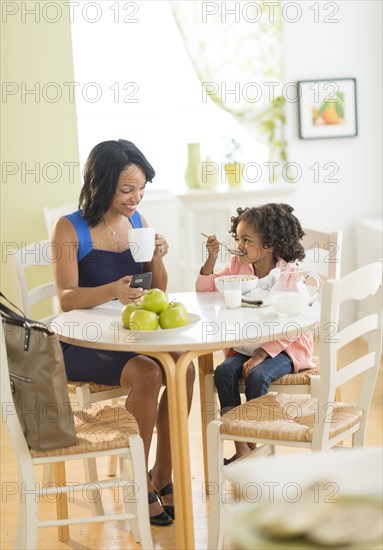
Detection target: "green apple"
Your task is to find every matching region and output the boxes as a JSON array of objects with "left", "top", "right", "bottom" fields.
[
  {"left": 139, "top": 288, "right": 169, "bottom": 314},
  {"left": 129, "top": 309, "right": 159, "bottom": 331},
  {"left": 169, "top": 301, "right": 187, "bottom": 315},
  {"left": 121, "top": 303, "right": 141, "bottom": 329},
  {"left": 159, "top": 303, "right": 189, "bottom": 329}
]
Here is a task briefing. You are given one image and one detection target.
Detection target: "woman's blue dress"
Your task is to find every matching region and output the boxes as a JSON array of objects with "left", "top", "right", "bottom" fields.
[{"left": 61, "top": 210, "right": 145, "bottom": 385}]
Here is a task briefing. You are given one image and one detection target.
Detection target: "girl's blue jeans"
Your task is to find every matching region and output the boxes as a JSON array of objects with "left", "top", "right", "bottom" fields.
[{"left": 214, "top": 351, "right": 294, "bottom": 416}]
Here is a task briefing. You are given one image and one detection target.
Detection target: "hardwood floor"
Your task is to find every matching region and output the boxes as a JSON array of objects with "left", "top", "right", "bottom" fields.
[{"left": 1, "top": 343, "right": 382, "bottom": 550}]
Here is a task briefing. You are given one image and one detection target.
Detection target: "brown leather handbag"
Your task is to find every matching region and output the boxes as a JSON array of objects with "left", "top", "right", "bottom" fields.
[{"left": 1, "top": 293, "right": 77, "bottom": 451}]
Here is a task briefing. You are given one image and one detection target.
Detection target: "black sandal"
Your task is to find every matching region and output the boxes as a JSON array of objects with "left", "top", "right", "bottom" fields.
[
  {"left": 149, "top": 470, "right": 175, "bottom": 520},
  {"left": 223, "top": 453, "right": 237, "bottom": 465},
  {"left": 148, "top": 491, "right": 173, "bottom": 526}
]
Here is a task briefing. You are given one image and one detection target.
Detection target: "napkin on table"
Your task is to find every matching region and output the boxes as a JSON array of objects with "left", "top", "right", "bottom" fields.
[{"left": 241, "top": 288, "right": 270, "bottom": 308}]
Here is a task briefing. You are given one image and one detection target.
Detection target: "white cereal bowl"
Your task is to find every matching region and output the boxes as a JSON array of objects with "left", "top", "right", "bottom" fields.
[{"left": 214, "top": 275, "right": 259, "bottom": 295}]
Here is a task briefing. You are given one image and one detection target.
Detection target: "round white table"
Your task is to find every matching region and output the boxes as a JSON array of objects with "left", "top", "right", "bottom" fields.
[{"left": 52, "top": 291, "right": 320, "bottom": 550}]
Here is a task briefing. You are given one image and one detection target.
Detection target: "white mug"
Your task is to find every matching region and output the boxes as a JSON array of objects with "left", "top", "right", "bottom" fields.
[{"left": 128, "top": 227, "right": 155, "bottom": 262}]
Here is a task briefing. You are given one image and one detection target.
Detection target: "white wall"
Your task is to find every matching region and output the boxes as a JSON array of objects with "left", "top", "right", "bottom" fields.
[
  {"left": 136, "top": 191, "right": 182, "bottom": 291},
  {"left": 141, "top": 1, "right": 382, "bottom": 305},
  {"left": 1, "top": 6, "right": 80, "bottom": 313},
  {"left": 282, "top": 0, "right": 382, "bottom": 277}
]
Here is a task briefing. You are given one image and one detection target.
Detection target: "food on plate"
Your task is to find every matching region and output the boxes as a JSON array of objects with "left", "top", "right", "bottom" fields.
[
  {"left": 169, "top": 301, "right": 188, "bottom": 315},
  {"left": 139, "top": 288, "right": 169, "bottom": 314},
  {"left": 121, "top": 302, "right": 141, "bottom": 329},
  {"left": 222, "top": 275, "right": 257, "bottom": 282},
  {"left": 306, "top": 497, "right": 382, "bottom": 547},
  {"left": 254, "top": 486, "right": 327, "bottom": 539},
  {"left": 129, "top": 308, "right": 159, "bottom": 331},
  {"left": 215, "top": 274, "right": 258, "bottom": 295},
  {"left": 159, "top": 302, "right": 189, "bottom": 329},
  {"left": 120, "top": 291, "right": 192, "bottom": 331},
  {"left": 230, "top": 484, "right": 383, "bottom": 549}
]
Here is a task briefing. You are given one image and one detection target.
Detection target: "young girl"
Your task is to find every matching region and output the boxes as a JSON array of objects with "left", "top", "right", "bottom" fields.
[{"left": 196, "top": 203, "right": 316, "bottom": 462}]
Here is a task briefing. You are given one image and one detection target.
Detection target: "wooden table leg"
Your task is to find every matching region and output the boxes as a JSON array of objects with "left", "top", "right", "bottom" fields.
[
  {"left": 147, "top": 350, "right": 217, "bottom": 549},
  {"left": 147, "top": 352, "right": 192, "bottom": 549},
  {"left": 174, "top": 352, "right": 197, "bottom": 549},
  {"left": 53, "top": 462, "right": 69, "bottom": 542},
  {"left": 198, "top": 353, "right": 215, "bottom": 489}
]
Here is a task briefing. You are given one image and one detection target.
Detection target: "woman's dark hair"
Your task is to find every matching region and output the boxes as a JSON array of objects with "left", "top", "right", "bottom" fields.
[
  {"left": 79, "top": 139, "right": 155, "bottom": 226},
  {"left": 230, "top": 203, "right": 305, "bottom": 263}
]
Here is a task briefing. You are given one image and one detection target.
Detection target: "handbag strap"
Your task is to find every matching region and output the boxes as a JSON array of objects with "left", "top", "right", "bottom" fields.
[
  {"left": 0, "top": 292, "right": 52, "bottom": 350},
  {"left": 0, "top": 291, "right": 27, "bottom": 321}
]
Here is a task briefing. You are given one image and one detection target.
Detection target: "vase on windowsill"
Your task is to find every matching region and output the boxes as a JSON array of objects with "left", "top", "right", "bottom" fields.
[
  {"left": 185, "top": 143, "right": 202, "bottom": 189},
  {"left": 201, "top": 156, "right": 219, "bottom": 189},
  {"left": 185, "top": 144, "right": 219, "bottom": 190},
  {"left": 224, "top": 162, "right": 244, "bottom": 188},
  {"left": 223, "top": 138, "right": 244, "bottom": 188}
]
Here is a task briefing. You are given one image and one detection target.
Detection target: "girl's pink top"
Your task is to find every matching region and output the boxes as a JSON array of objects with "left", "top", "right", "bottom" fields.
[{"left": 195, "top": 256, "right": 315, "bottom": 372}]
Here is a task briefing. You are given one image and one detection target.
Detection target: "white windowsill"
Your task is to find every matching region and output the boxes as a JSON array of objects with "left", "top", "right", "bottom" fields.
[{"left": 144, "top": 183, "right": 296, "bottom": 202}]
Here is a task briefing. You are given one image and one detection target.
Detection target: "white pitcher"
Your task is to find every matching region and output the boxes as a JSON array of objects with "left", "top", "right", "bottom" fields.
[{"left": 269, "top": 267, "right": 322, "bottom": 317}]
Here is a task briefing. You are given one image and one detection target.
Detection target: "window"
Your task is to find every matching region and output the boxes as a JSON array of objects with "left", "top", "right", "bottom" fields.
[{"left": 71, "top": 0, "right": 267, "bottom": 193}]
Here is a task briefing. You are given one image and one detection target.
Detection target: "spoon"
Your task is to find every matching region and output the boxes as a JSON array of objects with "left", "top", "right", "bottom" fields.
[{"left": 200, "top": 233, "right": 245, "bottom": 257}]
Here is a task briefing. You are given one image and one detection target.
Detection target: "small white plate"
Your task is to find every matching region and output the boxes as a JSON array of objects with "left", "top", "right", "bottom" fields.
[{"left": 118, "top": 313, "right": 201, "bottom": 337}]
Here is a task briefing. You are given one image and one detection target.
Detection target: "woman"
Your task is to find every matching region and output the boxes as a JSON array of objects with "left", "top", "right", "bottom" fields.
[{"left": 52, "top": 139, "right": 195, "bottom": 525}]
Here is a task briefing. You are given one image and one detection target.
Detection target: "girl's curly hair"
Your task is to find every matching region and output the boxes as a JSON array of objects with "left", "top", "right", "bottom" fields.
[{"left": 230, "top": 203, "right": 305, "bottom": 263}]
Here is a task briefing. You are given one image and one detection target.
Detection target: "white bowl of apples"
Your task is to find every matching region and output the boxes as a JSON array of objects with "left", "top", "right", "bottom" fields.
[
  {"left": 121, "top": 289, "right": 200, "bottom": 334},
  {"left": 214, "top": 275, "right": 258, "bottom": 295}
]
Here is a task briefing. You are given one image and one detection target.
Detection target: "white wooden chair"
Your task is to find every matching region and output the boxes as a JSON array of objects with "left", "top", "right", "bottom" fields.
[
  {"left": 207, "top": 260, "right": 382, "bottom": 549},
  {"left": 42, "top": 203, "right": 77, "bottom": 237},
  {"left": 7, "top": 240, "right": 130, "bottom": 406},
  {"left": 0, "top": 323, "right": 153, "bottom": 550},
  {"left": 299, "top": 227, "right": 343, "bottom": 281},
  {"left": 7, "top": 240, "right": 131, "bottom": 497},
  {"left": 203, "top": 229, "right": 343, "bottom": 428},
  {"left": 268, "top": 227, "right": 343, "bottom": 393}
]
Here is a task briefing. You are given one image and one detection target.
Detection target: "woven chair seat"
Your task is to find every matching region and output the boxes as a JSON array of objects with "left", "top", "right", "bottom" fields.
[
  {"left": 238, "top": 368, "right": 320, "bottom": 388},
  {"left": 220, "top": 393, "right": 363, "bottom": 443},
  {"left": 30, "top": 406, "right": 139, "bottom": 458},
  {"left": 67, "top": 380, "right": 120, "bottom": 393},
  {"left": 271, "top": 368, "right": 320, "bottom": 386}
]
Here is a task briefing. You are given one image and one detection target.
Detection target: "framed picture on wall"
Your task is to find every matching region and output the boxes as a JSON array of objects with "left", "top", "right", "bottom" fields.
[{"left": 297, "top": 78, "right": 358, "bottom": 139}]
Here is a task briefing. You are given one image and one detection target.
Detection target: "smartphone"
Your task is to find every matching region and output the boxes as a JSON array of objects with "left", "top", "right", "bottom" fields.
[{"left": 130, "top": 272, "right": 152, "bottom": 290}]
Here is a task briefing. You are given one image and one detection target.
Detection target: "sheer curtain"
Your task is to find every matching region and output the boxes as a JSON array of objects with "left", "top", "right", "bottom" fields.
[
  {"left": 70, "top": 1, "right": 284, "bottom": 191},
  {"left": 171, "top": 1, "right": 288, "bottom": 179}
]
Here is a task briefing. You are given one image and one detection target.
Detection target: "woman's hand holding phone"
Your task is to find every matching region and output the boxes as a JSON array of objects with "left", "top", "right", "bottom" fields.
[{"left": 130, "top": 272, "right": 152, "bottom": 290}]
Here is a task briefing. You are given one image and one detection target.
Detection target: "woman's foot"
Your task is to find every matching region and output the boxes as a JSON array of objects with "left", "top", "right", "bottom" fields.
[
  {"left": 223, "top": 453, "right": 237, "bottom": 465},
  {"left": 148, "top": 491, "right": 173, "bottom": 526},
  {"left": 149, "top": 469, "right": 175, "bottom": 520},
  {"left": 224, "top": 443, "right": 256, "bottom": 464}
]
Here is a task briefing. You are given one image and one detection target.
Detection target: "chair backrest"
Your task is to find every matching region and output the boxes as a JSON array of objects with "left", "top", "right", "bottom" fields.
[
  {"left": 301, "top": 228, "right": 342, "bottom": 281},
  {"left": 0, "top": 323, "right": 32, "bottom": 458},
  {"left": 7, "top": 240, "right": 58, "bottom": 322},
  {"left": 312, "top": 261, "right": 382, "bottom": 449},
  {"left": 43, "top": 203, "right": 77, "bottom": 238}
]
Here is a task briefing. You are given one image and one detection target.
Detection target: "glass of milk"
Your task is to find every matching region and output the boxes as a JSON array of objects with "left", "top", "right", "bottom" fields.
[{"left": 223, "top": 278, "right": 242, "bottom": 309}]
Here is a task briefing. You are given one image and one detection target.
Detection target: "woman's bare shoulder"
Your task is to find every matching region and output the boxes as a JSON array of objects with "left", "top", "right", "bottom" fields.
[{"left": 52, "top": 215, "right": 77, "bottom": 242}]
